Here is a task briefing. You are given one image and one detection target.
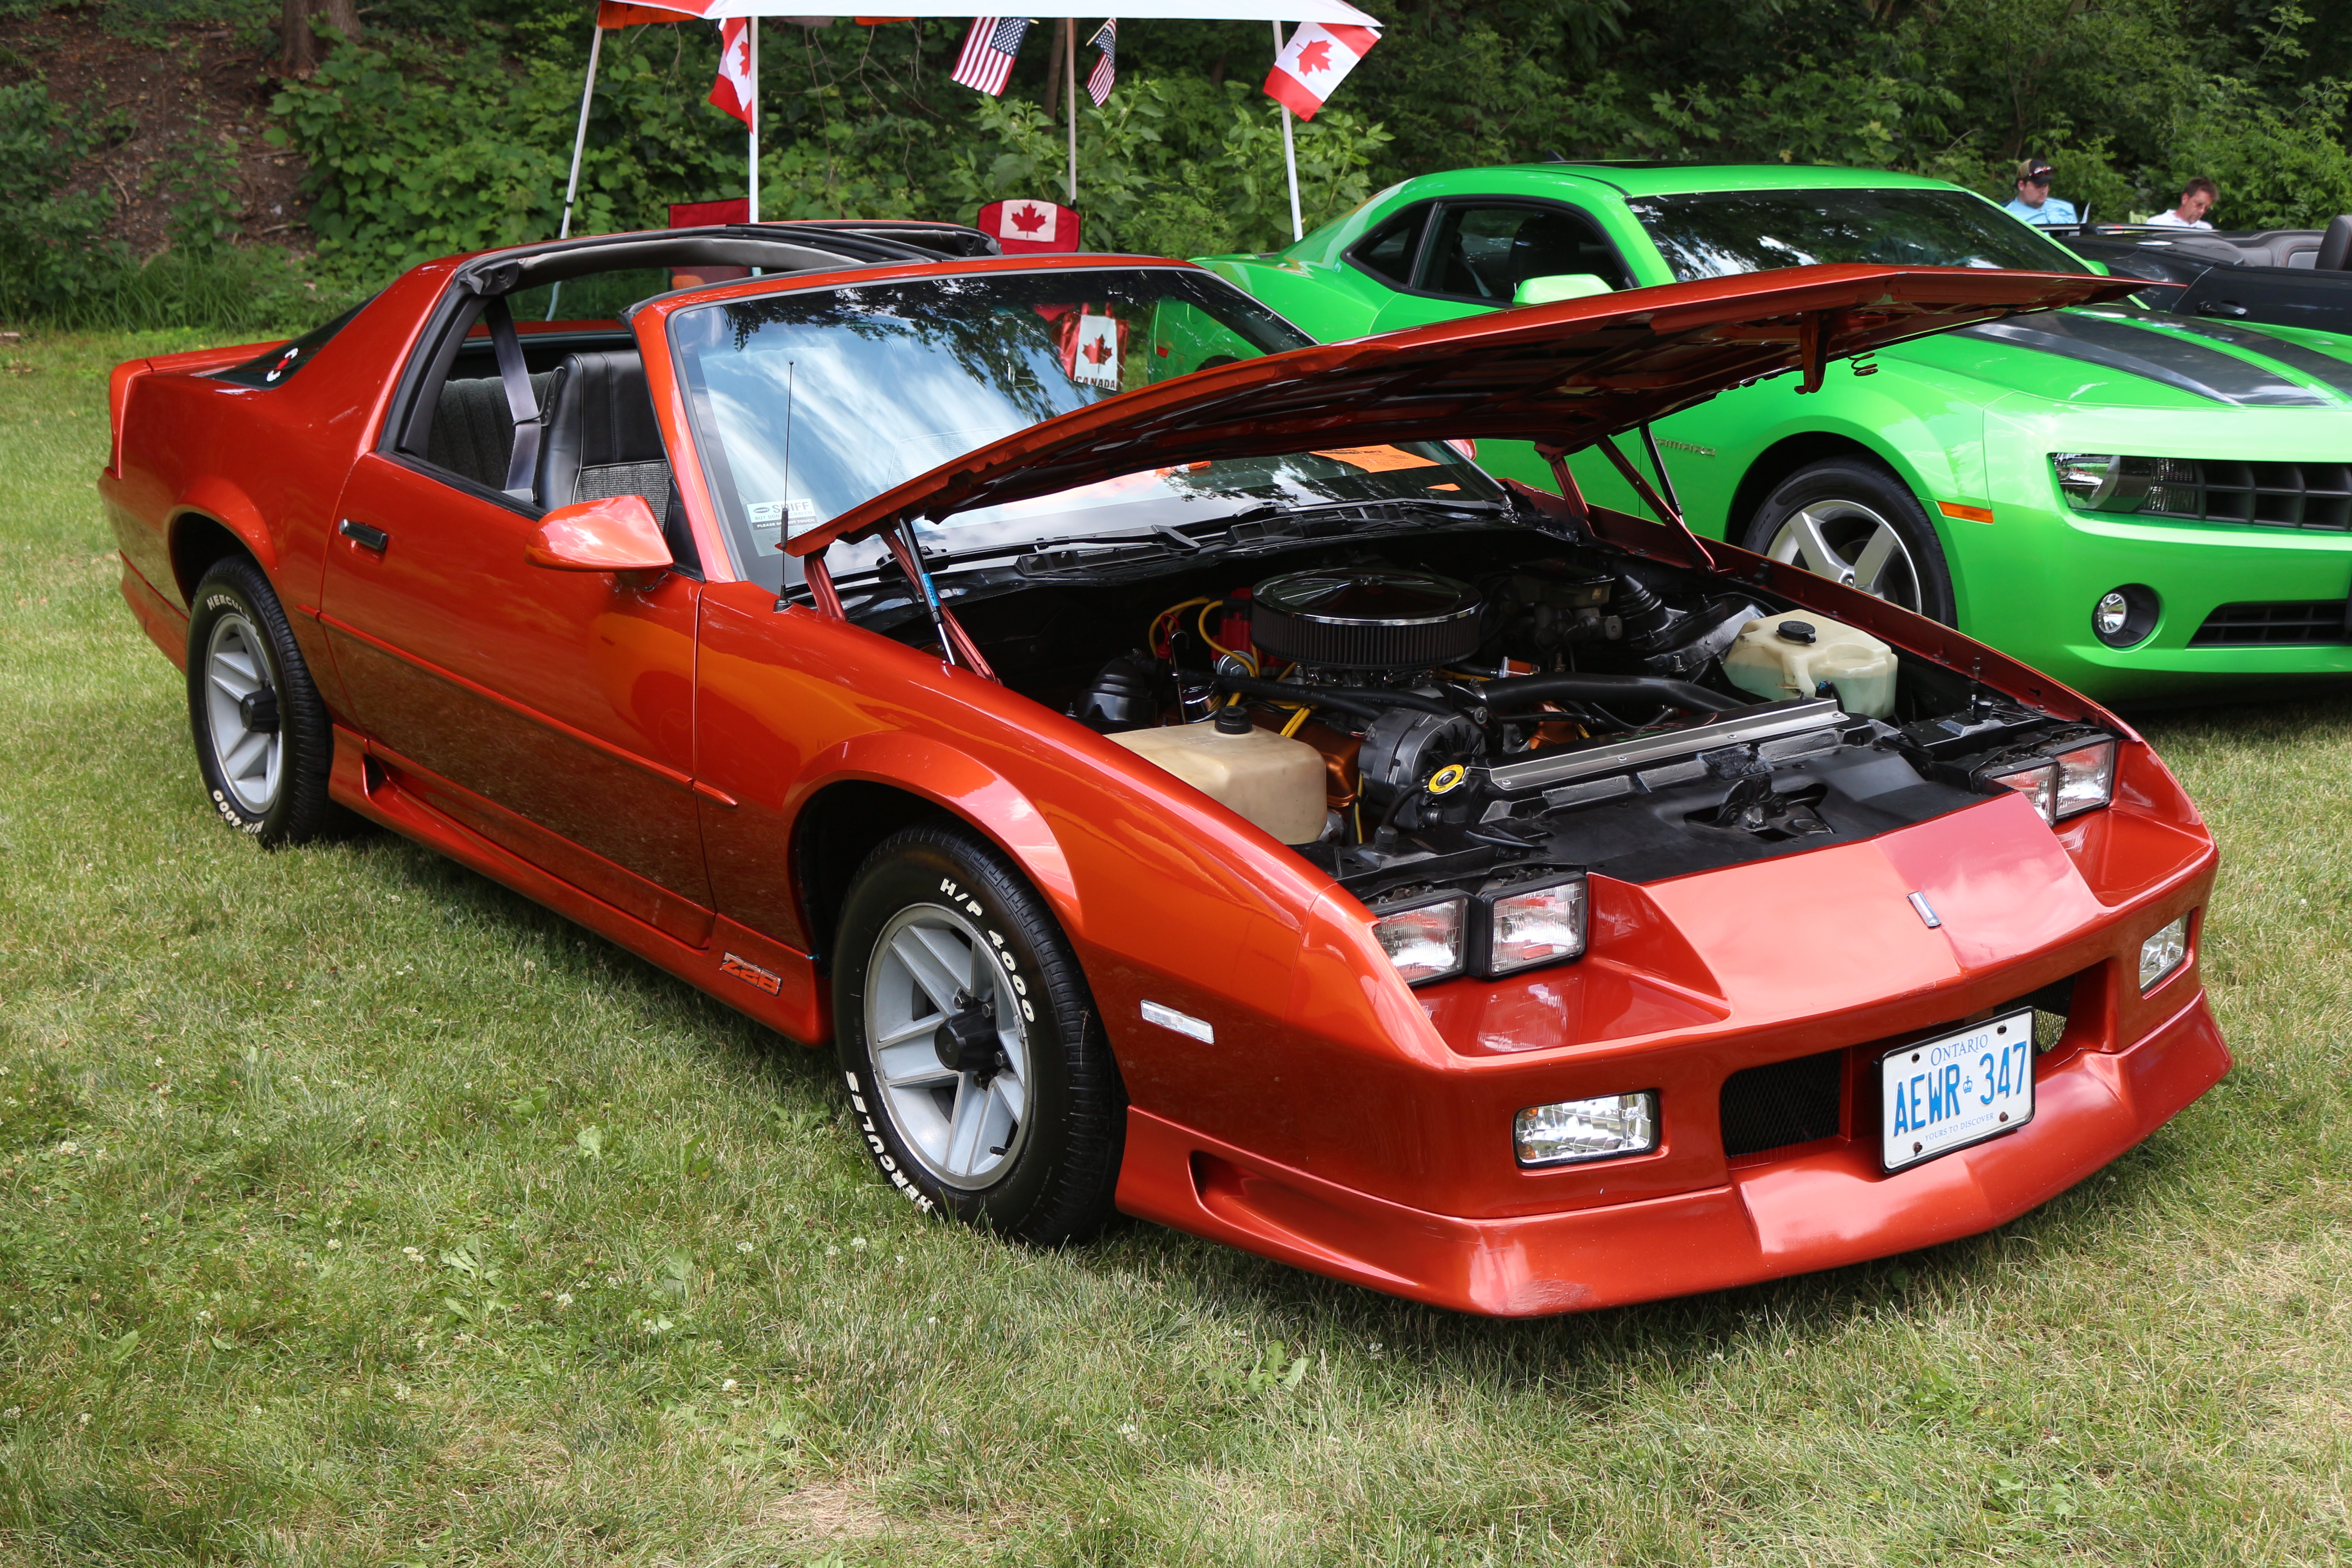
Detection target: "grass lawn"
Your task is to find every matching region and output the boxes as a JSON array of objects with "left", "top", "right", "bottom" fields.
[{"left": 3, "top": 327, "right": 2350, "bottom": 1568}]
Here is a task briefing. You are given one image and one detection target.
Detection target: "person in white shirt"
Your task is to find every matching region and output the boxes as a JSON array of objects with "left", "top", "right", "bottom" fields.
[
  {"left": 2145, "top": 177, "right": 2217, "bottom": 230},
  {"left": 2002, "top": 158, "right": 2078, "bottom": 227}
]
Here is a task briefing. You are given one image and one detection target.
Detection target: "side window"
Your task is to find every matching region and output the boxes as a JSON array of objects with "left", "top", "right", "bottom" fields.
[
  {"left": 1421, "top": 204, "right": 1631, "bottom": 301},
  {"left": 1346, "top": 204, "right": 1432, "bottom": 288}
]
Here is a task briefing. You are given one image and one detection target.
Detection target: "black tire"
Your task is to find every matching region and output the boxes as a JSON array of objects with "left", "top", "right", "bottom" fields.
[
  {"left": 1742, "top": 459, "right": 1957, "bottom": 626},
  {"left": 833, "top": 823, "right": 1124, "bottom": 1243},
  {"left": 186, "top": 555, "right": 337, "bottom": 848}
]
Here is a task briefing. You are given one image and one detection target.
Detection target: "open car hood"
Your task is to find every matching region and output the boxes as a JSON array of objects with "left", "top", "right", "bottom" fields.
[{"left": 785, "top": 262, "right": 2135, "bottom": 559}]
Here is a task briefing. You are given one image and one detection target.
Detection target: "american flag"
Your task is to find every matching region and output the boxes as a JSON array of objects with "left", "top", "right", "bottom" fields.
[
  {"left": 951, "top": 16, "right": 1031, "bottom": 96},
  {"left": 1085, "top": 19, "right": 1116, "bottom": 106}
]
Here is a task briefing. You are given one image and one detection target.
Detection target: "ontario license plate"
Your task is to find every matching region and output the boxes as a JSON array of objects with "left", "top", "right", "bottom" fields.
[{"left": 1880, "top": 1008, "right": 2035, "bottom": 1173}]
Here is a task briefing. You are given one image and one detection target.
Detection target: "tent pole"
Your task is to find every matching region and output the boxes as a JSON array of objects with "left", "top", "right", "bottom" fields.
[
  {"left": 1273, "top": 20, "right": 1302, "bottom": 242},
  {"left": 1064, "top": 18, "right": 1078, "bottom": 212},
  {"left": 748, "top": 18, "right": 760, "bottom": 224},
  {"left": 547, "top": 20, "right": 603, "bottom": 320}
]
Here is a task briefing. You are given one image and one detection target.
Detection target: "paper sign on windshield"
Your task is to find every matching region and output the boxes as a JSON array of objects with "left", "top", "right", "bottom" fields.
[{"left": 1071, "top": 313, "right": 1120, "bottom": 389}]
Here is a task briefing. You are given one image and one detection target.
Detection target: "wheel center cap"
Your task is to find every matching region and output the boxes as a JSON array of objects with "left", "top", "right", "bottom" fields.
[
  {"left": 238, "top": 688, "right": 280, "bottom": 734},
  {"left": 933, "top": 990, "right": 1002, "bottom": 1083}
]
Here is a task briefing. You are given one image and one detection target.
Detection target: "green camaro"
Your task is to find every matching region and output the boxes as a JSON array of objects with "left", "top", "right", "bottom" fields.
[{"left": 1199, "top": 163, "right": 2352, "bottom": 704}]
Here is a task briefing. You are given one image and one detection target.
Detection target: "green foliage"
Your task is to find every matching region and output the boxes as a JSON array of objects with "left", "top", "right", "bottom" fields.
[
  {"left": 2152, "top": 76, "right": 2352, "bottom": 227},
  {"left": 0, "top": 80, "right": 122, "bottom": 320}
]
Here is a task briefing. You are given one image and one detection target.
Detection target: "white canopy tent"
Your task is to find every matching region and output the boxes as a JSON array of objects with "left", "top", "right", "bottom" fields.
[{"left": 555, "top": 0, "right": 1382, "bottom": 253}]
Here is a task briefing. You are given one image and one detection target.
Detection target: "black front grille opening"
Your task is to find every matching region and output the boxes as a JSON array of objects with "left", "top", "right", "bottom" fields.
[
  {"left": 2190, "top": 601, "right": 2351, "bottom": 647},
  {"left": 2019, "top": 972, "right": 2077, "bottom": 1054},
  {"left": 1720, "top": 1048, "right": 1844, "bottom": 1159},
  {"left": 2138, "top": 459, "right": 2352, "bottom": 531}
]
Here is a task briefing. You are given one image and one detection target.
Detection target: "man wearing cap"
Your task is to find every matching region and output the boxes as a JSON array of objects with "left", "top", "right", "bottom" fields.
[{"left": 2003, "top": 159, "right": 2078, "bottom": 227}]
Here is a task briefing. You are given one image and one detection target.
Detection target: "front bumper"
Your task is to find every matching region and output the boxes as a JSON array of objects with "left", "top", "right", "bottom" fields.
[
  {"left": 1967, "top": 411, "right": 2352, "bottom": 701},
  {"left": 1117, "top": 985, "right": 2227, "bottom": 1315}
]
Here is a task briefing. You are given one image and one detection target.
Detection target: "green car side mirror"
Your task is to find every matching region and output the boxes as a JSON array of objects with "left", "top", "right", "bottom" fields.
[{"left": 1512, "top": 273, "right": 1613, "bottom": 307}]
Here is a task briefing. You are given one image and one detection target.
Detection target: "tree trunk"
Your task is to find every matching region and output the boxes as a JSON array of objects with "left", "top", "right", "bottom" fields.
[{"left": 279, "top": 0, "right": 361, "bottom": 77}]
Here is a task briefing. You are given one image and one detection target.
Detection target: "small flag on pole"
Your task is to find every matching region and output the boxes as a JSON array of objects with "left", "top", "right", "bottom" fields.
[
  {"left": 951, "top": 16, "right": 1033, "bottom": 96},
  {"left": 1263, "top": 21, "right": 1378, "bottom": 121},
  {"left": 709, "top": 17, "right": 754, "bottom": 127},
  {"left": 1085, "top": 19, "right": 1117, "bottom": 106}
]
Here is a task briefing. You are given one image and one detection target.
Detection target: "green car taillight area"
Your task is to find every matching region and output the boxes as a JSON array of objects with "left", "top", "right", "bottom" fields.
[{"left": 1200, "top": 162, "right": 2352, "bottom": 703}]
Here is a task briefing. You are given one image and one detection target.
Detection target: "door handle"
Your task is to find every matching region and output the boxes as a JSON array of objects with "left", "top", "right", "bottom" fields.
[
  {"left": 2195, "top": 299, "right": 2249, "bottom": 318},
  {"left": 338, "top": 518, "right": 390, "bottom": 551}
]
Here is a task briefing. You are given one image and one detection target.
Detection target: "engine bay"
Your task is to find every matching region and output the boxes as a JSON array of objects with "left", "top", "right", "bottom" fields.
[{"left": 838, "top": 501, "right": 2113, "bottom": 928}]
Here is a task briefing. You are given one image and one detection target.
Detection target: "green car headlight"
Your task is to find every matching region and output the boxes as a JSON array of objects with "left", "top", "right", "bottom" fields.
[{"left": 2050, "top": 454, "right": 2199, "bottom": 514}]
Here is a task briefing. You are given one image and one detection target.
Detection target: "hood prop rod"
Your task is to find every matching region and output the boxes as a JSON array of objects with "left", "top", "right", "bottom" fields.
[
  {"left": 1596, "top": 434, "right": 1718, "bottom": 572},
  {"left": 885, "top": 520, "right": 999, "bottom": 681}
]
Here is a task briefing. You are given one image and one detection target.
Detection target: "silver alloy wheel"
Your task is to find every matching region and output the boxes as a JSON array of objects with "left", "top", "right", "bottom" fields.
[
  {"left": 863, "top": 902, "right": 1032, "bottom": 1191},
  {"left": 201, "top": 611, "right": 284, "bottom": 816},
  {"left": 1765, "top": 498, "right": 1924, "bottom": 612}
]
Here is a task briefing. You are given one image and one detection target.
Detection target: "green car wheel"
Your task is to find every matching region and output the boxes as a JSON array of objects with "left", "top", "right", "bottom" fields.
[{"left": 1743, "top": 460, "right": 1957, "bottom": 626}]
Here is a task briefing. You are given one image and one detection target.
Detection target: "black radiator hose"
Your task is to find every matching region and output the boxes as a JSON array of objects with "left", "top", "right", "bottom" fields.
[
  {"left": 1481, "top": 670, "right": 1749, "bottom": 715},
  {"left": 1209, "top": 675, "right": 1458, "bottom": 720}
]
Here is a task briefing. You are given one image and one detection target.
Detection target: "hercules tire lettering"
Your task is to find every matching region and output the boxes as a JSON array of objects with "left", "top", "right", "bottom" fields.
[
  {"left": 184, "top": 555, "right": 340, "bottom": 850},
  {"left": 833, "top": 823, "right": 1125, "bottom": 1245}
]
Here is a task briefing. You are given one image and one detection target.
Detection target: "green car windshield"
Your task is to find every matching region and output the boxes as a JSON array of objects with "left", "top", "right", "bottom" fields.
[
  {"left": 669, "top": 267, "right": 1499, "bottom": 590},
  {"left": 1628, "top": 188, "right": 2093, "bottom": 283}
]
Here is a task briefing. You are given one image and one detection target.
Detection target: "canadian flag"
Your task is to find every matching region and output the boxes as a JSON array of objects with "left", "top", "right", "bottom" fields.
[
  {"left": 1263, "top": 22, "right": 1378, "bottom": 121},
  {"left": 976, "top": 197, "right": 1083, "bottom": 255},
  {"left": 709, "top": 18, "right": 754, "bottom": 129}
]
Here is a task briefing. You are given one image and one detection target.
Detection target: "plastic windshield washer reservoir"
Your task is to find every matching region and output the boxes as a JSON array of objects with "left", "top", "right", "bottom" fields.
[
  {"left": 1722, "top": 615, "right": 1898, "bottom": 717},
  {"left": 1108, "top": 710, "right": 1331, "bottom": 844}
]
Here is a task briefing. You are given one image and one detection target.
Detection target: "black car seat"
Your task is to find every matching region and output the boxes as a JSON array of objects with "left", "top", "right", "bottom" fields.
[
  {"left": 427, "top": 371, "right": 556, "bottom": 492},
  {"left": 2317, "top": 215, "right": 2352, "bottom": 272},
  {"left": 533, "top": 349, "right": 698, "bottom": 570}
]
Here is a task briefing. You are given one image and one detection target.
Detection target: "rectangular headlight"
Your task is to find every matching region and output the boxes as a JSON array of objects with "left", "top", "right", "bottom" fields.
[
  {"left": 2140, "top": 913, "right": 2190, "bottom": 991},
  {"left": 1977, "top": 734, "right": 2117, "bottom": 825},
  {"left": 1981, "top": 758, "right": 2056, "bottom": 822},
  {"left": 2051, "top": 738, "right": 2116, "bottom": 819},
  {"left": 1372, "top": 893, "right": 1467, "bottom": 985},
  {"left": 1479, "top": 872, "right": 1587, "bottom": 977},
  {"left": 1514, "top": 1092, "right": 1658, "bottom": 1167}
]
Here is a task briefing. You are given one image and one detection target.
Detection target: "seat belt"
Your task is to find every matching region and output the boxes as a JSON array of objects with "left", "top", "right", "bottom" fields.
[{"left": 483, "top": 295, "right": 543, "bottom": 500}]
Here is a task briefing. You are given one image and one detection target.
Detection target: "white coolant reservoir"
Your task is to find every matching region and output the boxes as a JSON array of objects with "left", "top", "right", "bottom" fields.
[
  {"left": 1109, "top": 708, "right": 1329, "bottom": 845},
  {"left": 1722, "top": 615, "right": 1898, "bottom": 718}
]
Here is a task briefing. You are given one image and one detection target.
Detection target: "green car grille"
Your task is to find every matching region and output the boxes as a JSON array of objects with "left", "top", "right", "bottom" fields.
[
  {"left": 2140, "top": 460, "right": 2352, "bottom": 530},
  {"left": 2190, "top": 600, "right": 2352, "bottom": 647}
]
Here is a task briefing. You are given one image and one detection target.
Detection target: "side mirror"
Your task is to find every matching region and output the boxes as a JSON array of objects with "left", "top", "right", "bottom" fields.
[
  {"left": 1512, "top": 273, "right": 1612, "bottom": 307},
  {"left": 524, "top": 495, "right": 672, "bottom": 583}
]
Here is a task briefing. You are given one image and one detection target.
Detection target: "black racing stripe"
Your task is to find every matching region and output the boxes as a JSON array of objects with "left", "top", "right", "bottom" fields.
[
  {"left": 2145, "top": 314, "right": 2352, "bottom": 400},
  {"left": 1955, "top": 310, "right": 2335, "bottom": 407}
]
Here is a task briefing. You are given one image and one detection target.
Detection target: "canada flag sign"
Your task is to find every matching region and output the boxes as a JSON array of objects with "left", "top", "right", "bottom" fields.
[
  {"left": 976, "top": 198, "right": 1083, "bottom": 255},
  {"left": 1263, "top": 21, "right": 1378, "bottom": 121}
]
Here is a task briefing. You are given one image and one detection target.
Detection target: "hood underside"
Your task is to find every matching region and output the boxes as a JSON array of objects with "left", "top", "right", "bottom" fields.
[{"left": 787, "top": 263, "right": 2133, "bottom": 557}]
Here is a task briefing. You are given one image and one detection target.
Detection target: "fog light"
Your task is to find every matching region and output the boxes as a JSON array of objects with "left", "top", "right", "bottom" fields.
[
  {"left": 2139, "top": 914, "right": 2190, "bottom": 991},
  {"left": 1514, "top": 1092, "right": 1658, "bottom": 1167},
  {"left": 2089, "top": 583, "right": 2159, "bottom": 648},
  {"left": 1479, "top": 872, "right": 1587, "bottom": 976},
  {"left": 1372, "top": 893, "right": 1466, "bottom": 985}
]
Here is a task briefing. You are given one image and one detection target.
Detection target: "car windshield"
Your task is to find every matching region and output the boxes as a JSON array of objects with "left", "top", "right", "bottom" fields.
[
  {"left": 1627, "top": 188, "right": 2093, "bottom": 283},
  {"left": 669, "top": 268, "right": 1501, "bottom": 591}
]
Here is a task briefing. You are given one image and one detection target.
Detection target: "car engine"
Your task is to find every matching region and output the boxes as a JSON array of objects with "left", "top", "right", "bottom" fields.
[{"left": 856, "top": 510, "right": 2115, "bottom": 978}]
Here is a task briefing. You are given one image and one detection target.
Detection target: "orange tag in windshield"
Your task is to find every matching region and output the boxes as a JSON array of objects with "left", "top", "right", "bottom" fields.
[{"left": 1311, "top": 445, "right": 1440, "bottom": 473}]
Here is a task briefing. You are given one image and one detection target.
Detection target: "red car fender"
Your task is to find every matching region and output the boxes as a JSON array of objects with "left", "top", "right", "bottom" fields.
[
  {"left": 169, "top": 475, "right": 280, "bottom": 580},
  {"left": 797, "top": 727, "right": 1083, "bottom": 919}
]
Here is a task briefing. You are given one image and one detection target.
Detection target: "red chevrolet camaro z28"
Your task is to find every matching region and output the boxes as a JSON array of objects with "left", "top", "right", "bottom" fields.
[{"left": 101, "top": 223, "right": 2226, "bottom": 1315}]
